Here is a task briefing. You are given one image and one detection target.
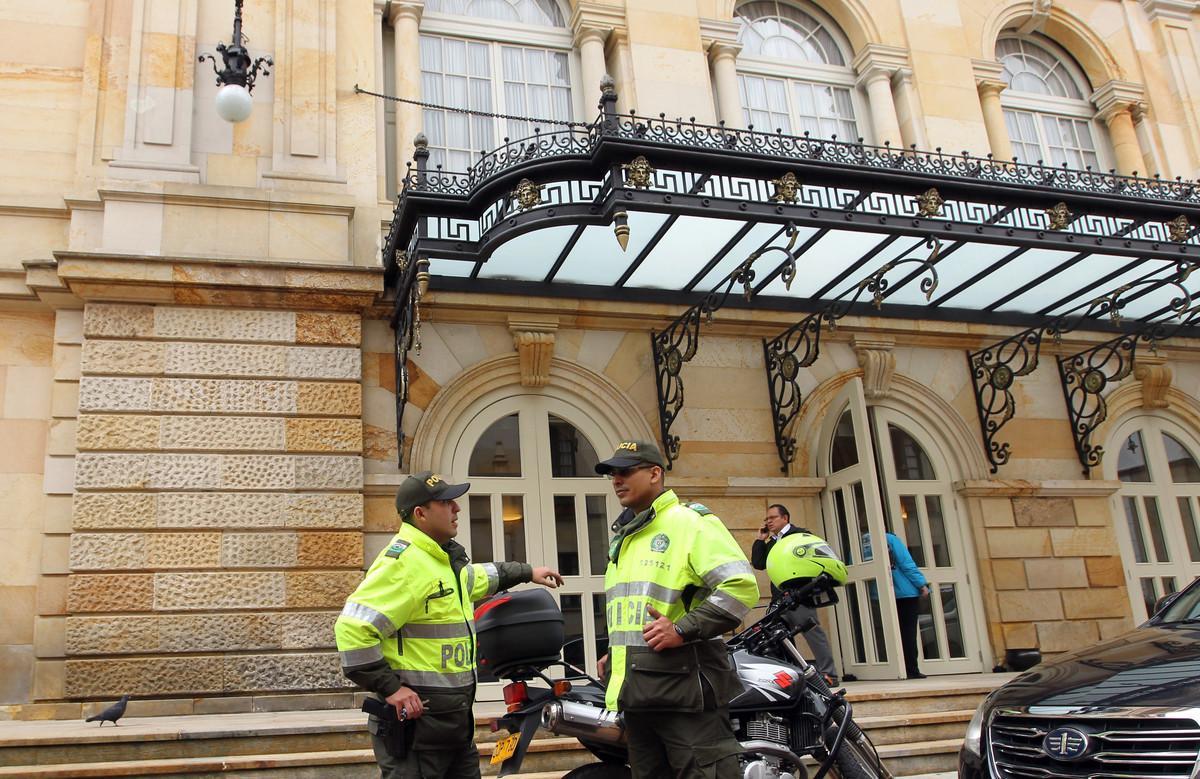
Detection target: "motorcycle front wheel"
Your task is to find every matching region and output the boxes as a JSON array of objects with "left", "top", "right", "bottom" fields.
[
  {"left": 829, "top": 736, "right": 891, "bottom": 779},
  {"left": 562, "top": 762, "right": 633, "bottom": 779}
]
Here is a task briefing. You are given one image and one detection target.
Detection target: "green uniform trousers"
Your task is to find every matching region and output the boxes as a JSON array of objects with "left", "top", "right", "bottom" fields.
[
  {"left": 622, "top": 708, "right": 742, "bottom": 779},
  {"left": 369, "top": 731, "right": 480, "bottom": 779}
]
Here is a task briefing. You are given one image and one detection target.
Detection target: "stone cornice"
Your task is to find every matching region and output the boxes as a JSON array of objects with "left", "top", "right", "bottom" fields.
[
  {"left": 669, "top": 476, "right": 827, "bottom": 498},
  {"left": 954, "top": 479, "right": 1122, "bottom": 497},
  {"left": 853, "top": 43, "right": 910, "bottom": 84},
  {"left": 91, "top": 185, "right": 357, "bottom": 217},
  {"left": 52, "top": 252, "right": 383, "bottom": 311},
  {"left": 1091, "top": 80, "right": 1148, "bottom": 121},
  {"left": 1140, "top": 0, "right": 1198, "bottom": 23}
]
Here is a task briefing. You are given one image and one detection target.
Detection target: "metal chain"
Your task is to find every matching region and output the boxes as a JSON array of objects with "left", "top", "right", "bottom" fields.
[{"left": 354, "top": 85, "right": 594, "bottom": 129}]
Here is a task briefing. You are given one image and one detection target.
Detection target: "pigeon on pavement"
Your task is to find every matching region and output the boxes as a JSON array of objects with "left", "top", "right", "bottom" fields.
[{"left": 85, "top": 695, "right": 130, "bottom": 726}]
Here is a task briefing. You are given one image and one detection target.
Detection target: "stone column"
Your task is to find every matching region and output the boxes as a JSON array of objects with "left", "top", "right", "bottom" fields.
[
  {"left": 374, "top": 0, "right": 388, "bottom": 200},
  {"left": 1138, "top": 0, "right": 1200, "bottom": 176},
  {"left": 576, "top": 27, "right": 609, "bottom": 113},
  {"left": 853, "top": 45, "right": 909, "bottom": 147},
  {"left": 891, "top": 68, "right": 928, "bottom": 150},
  {"left": 1131, "top": 104, "right": 1163, "bottom": 177},
  {"left": 1092, "top": 80, "right": 1149, "bottom": 176},
  {"left": 973, "top": 59, "right": 1013, "bottom": 161},
  {"left": 389, "top": 1, "right": 423, "bottom": 180},
  {"left": 708, "top": 42, "right": 744, "bottom": 128}
]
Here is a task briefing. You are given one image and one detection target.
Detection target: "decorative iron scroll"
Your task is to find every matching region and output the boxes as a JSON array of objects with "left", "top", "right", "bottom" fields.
[
  {"left": 1058, "top": 333, "right": 1146, "bottom": 475},
  {"left": 763, "top": 236, "right": 942, "bottom": 472},
  {"left": 968, "top": 264, "right": 1196, "bottom": 473},
  {"left": 393, "top": 232, "right": 427, "bottom": 469},
  {"left": 651, "top": 225, "right": 802, "bottom": 468}
]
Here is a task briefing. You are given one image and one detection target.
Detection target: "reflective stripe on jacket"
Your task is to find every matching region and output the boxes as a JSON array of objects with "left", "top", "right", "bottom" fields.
[{"left": 604, "top": 489, "right": 759, "bottom": 712}]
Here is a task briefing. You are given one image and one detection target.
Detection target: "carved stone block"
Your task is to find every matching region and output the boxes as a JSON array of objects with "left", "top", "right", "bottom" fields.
[
  {"left": 69, "top": 534, "right": 147, "bottom": 571},
  {"left": 145, "top": 533, "right": 222, "bottom": 568},
  {"left": 79, "top": 378, "right": 154, "bottom": 412},
  {"left": 285, "top": 346, "right": 361, "bottom": 380},
  {"left": 144, "top": 454, "right": 223, "bottom": 489},
  {"left": 154, "top": 308, "right": 295, "bottom": 342},
  {"left": 65, "top": 616, "right": 158, "bottom": 655},
  {"left": 220, "top": 533, "right": 300, "bottom": 568},
  {"left": 64, "top": 656, "right": 225, "bottom": 697},
  {"left": 164, "top": 343, "right": 286, "bottom": 377},
  {"left": 218, "top": 380, "right": 298, "bottom": 414},
  {"left": 284, "top": 571, "right": 362, "bottom": 608},
  {"left": 287, "top": 494, "right": 362, "bottom": 528},
  {"left": 509, "top": 319, "right": 558, "bottom": 388},
  {"left": 1134, "top": 353, "right": 1172, "bottom": 409},
  {"left": 83, "top": 305, "right": 154, "bottom": 339},
  {"left": 285, "top": 418, "right": 362, "bottom": 452},
  {"left": 73, "top": 494, "right": 156, "bottom": 530},
  {"left": 67, "top": 574, "right": 154, "bottom": 613},
  {"left": 154, "top": 572, "right": 286, "bottom": 610},
  {"left": 297, "top": 532, "right": 363, "bottom": 568},
  {"left": 74, "top": 454, "right": 150, "bottom": 489},
  {"left": 160, "top": 416, "right": 286, "bottom": 451},
  {"left": 223, "top": 653, "right": 346, "bottom": 693},
  {"left": 296, "top": 312, "right": 361, "bottom": 345},
  {"left": 76, "top": 415, "right": 161, "bottom": 451},
  {"left": 297, "top": 382, "right": 361, "bottom": 416},
  {"left": 218, "top": 455, "right": 296, "bottom": 489},
  {"left": 82, "top": 341, "right": 166, "bottom": 375},
  {"left": 156, "top": 492, "right": 284, "bottom": 529},
  {"left": 295, "top": 456, "right": 363, "bottom": 489},
  {"left": 852, "top": 335, "right": 896, "bottom": 399},
  {"left": 280, "top": 612, "right": 338, "bottom": 649}
]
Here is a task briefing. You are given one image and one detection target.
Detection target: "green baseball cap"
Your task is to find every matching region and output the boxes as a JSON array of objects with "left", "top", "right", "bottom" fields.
[
  {"left": 594, "top": 439, "right": 666, "bottom": 474},
  {"left": 395, "top": 470, "right": 470, "bottom": 514}
]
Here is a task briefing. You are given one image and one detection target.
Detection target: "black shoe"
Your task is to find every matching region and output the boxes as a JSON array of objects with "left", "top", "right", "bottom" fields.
[
  {"left": 841, "top": 673, "right": 858, "bottom": 682},
  {"left": 907, "top": 672, "right": 927, "bottom": 680}
]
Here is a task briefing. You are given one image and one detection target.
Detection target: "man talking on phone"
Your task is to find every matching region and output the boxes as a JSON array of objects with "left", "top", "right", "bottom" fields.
[{"left": 750, "top": 503, "right": 840, "bottom": 687}]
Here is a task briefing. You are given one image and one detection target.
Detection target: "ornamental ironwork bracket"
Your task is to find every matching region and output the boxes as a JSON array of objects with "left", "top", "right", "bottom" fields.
[
  {"left": 971, "top": 264, "right": 1195, "bottom": 473},
  {"left": 393, "top": 231, "right": 429, "bottom": 469},
  {"left": 651, "top": 224, "right": 802, "bottom": 468},
  {"left": 763, "top": 236, "right": 942, "bottom": 472}
]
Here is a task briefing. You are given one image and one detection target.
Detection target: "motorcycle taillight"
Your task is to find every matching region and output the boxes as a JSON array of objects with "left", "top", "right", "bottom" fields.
[{"left": 503, "top": 681, "right": 528, "bottom": 710}]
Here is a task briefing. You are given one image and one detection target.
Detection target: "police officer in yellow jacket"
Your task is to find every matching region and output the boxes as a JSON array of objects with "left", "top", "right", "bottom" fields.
[
  {"left": 335, "top": 471, "right": 564, "bottom": 779},
  {"left": 595, "top": 440, "right": 759, "bottom": 779}
]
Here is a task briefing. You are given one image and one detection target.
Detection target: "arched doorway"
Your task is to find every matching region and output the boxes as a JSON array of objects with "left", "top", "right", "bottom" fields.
[
  {"left": 1106, "top": 414, "right": 1200, "bottom": 622},
  {"left": 818, "top": 377, "right": 987, "bottom": 678},
  {"left": 450, "top": 393, "right": 621, "bottom": 698}
]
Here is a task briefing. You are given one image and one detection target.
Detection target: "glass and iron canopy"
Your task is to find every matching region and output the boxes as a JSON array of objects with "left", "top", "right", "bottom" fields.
[{"left": 381, "top": 82, "right": 1200, "bottom": 476}]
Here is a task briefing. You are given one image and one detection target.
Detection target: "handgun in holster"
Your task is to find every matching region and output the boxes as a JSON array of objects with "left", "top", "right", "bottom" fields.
[{"left": 362, "top": 697, "right": 416, "bottom": 759}]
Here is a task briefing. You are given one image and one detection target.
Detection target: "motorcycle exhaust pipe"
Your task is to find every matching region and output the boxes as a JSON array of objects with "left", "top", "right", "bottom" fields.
[
  {"left": 541, "top": 700, "right": 626, "bottom": 745},
  {"left": 738, "top": 739, "right": 804, "bottom": 770}
]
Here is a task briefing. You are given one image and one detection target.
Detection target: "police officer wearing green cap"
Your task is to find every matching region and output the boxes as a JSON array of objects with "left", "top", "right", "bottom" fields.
[
  {"left": 594, "top": 440, "right": 759, "bottom": 779},
  {"left": 335, "top": 470, "right": 564, "bottom": 778}
]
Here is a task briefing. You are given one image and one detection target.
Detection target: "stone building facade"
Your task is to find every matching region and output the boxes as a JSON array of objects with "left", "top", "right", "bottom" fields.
[{"left": 2, "top": 0, "right": 1200, "bottom": 717}]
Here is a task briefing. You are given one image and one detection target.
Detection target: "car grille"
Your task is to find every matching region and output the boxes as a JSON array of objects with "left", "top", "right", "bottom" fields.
[{"left": 989, "top": 714, "right": 1200, "bottom": 779}]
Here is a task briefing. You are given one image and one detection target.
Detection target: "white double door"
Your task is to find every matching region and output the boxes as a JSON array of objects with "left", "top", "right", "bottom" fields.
[
  {"left": 450, "top": 394, "right": 620, "bottom": 700},
  {"left": 819, "top": 378, "right": 986, "bottom": 679}
]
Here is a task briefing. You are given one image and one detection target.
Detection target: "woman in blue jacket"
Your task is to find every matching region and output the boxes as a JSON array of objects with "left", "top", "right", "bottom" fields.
[{"left": 887, "top": 532, "right": 930, "bottom": 680}]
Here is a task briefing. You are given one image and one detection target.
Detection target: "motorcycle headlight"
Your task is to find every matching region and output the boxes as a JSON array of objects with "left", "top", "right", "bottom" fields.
[{"left": 963, "top": 698, "right": 990, "bottom": 758}]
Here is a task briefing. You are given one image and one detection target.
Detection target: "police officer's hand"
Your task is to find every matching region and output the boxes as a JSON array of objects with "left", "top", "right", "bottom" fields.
[
  {"left": 643, "top": 606, "right": 684, "bottom": 652},
  {"left": 386, "top": 685, "right": 424, "bottom": 720},
  {"left": 532, "top": 566, "right": 564, "bottom": 588},
  {"left": 597, "top": 652, "right": 609, "bottom": 679}
]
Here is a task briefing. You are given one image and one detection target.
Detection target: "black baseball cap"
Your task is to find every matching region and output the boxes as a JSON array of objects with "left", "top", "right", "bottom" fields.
[
  {"left": 594, "top": 440, "right": 667, "bottom": 475},
  {"left": 395, "top": 470, "right": 471, "bottom": 514}
]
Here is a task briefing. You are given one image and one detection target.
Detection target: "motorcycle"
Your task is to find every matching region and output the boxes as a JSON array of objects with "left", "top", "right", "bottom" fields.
[{"left": 486, "top": 572, "right": 892, "bottom": 779}]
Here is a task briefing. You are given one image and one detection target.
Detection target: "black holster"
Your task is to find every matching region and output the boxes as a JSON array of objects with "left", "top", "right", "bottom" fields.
[{"left": 363, "top": 697, "right": 416, "bottom": 759}]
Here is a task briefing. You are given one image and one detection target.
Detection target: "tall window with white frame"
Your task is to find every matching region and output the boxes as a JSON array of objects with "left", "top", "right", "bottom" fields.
[
  {"left": 419, "top": 0, "right": 575, "bottom": 172},
  {"left": 733, "top": 0, "right": 861, "bottom": 141},
  {"left": 996, "top": 34, "right": 1106, "bottom": 170}
]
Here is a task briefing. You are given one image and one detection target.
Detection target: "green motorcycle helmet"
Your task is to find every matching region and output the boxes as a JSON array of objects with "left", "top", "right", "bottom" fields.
[{"left": 766, "top": 532, "right": 848, "bottom": 589}]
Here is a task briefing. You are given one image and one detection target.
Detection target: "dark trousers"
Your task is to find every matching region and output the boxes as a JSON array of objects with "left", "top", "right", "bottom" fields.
[
  {"left": 623, "top": 708, "right": 742, "bottom": 779},
  {"left": 370, "top": 732, "right": 480, "bottom": 779},
  {"left": 896, "top": 596, "right": 921, "bottom": 677}
]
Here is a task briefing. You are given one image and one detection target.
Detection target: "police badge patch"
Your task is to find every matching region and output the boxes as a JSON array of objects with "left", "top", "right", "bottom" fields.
[
  {"left": 384, "top": 541, "right": 409, "bottom": 559},
  {"left": 651, "top": 533, "right": 670, "bottom": 553}
]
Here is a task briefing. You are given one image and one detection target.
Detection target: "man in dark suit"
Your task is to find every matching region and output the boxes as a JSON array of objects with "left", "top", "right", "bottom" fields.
[{"left": 750, "top": 504, "right": 840, "bottom": 686}]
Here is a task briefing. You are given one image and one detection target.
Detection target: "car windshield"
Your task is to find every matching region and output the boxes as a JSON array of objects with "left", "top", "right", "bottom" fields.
[{"left": 1154, "top": 579, "right": 1200, "bottom": 623}]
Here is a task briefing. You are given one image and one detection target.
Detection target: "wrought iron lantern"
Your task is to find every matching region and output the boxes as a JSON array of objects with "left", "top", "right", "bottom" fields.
[{"left": 198, "top": 0, "right": 272, "bottom": 123}]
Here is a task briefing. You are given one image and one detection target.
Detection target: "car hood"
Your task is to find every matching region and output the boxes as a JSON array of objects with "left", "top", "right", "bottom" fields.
[{"left": 992, "top": 623, "right": 1200, "bottom": 709}]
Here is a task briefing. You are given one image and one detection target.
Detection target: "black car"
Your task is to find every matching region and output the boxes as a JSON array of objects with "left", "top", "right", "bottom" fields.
[{"left": 960, "top": 578, "right": 1200, "bottom": 778}]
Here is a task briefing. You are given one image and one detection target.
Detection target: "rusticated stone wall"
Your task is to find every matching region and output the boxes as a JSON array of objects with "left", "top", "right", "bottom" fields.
[{"left": 65, "top": 304, "right": 364, "bottom": 699}]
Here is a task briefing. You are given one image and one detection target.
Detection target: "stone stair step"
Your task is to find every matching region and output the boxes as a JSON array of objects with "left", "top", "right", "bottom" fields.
[{"left": 852, "top": 709, "right": 975, "bottom": 745}]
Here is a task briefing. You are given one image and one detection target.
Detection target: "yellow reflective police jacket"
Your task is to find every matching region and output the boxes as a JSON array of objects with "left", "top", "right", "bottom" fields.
[
  {"left": 334, "top": 522, "right": 530, "bottom": 746},
  {"left": 604, "top": 489, "right": 759, "bottom": 712}
]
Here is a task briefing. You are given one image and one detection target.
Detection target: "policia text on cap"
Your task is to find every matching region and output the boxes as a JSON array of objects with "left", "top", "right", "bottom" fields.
[
  {"left": 595, "top": 440, "right": 760, "bottom": 779},
  {"left": 334, "top": 471, "right": 564, "bottom": 779}
]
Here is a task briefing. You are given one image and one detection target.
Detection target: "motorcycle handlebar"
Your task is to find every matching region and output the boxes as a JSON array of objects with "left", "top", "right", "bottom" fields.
[{"left": 729, "top": 572, "right": 837, "bottom": 648}]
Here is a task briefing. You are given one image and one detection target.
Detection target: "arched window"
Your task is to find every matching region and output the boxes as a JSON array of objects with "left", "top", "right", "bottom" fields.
[
  {"left": 734, "top": 0, "right": 861, "bottom": 141},
  {"left": 417, "top": 0, "right": 575, "bottom": 171},
  {"left": 996, "top": 34, "right": 1104, "bottom": 170},
  {"left": 1109, "top": 416, "right": 1200, "bottom": 621}
]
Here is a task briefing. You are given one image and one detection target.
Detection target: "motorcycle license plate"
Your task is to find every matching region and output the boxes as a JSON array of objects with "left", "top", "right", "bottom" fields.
[{"left": 490, "top": 733, "right": 520, "bottom": 765}]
